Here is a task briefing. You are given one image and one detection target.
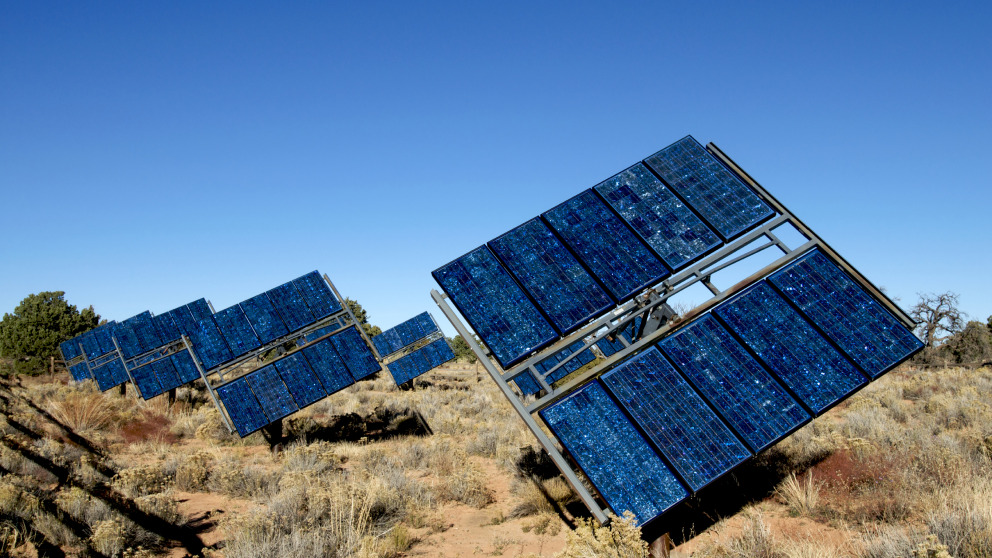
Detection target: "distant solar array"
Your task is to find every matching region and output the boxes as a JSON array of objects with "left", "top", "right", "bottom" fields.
[
  {"left": 432, "top": 135, "right": 923, "bottom": 526},
  {"left": 59, "top": 271, "right": 454, "bottom": 437}
]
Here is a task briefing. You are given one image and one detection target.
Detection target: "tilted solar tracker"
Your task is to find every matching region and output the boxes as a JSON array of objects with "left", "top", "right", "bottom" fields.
[
  {"left": 431, "top": 135, "right": 923, "bottom": 526},
  {"left": 59, "top": 271, "right": 454, "bottom": 437}
]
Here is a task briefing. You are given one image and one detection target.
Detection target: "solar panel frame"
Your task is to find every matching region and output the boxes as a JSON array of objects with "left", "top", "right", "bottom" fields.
[
  {"left": 388, "top": 337, "right": 455, "bottom": 385},
  {"left": 489, "top": 218, "right": 615, "bottom": 336},
  {"left": 433, "top": 246, "right": 558, "bottom": 369},
  {"left": 372, "top": 312, "right": 442, "bottom": 357},
  {"left": 216, "top": 377, "right": 269, "bottom": 437},
  {"left": 240, "top": 293, "right": 290, "bottom": 345},
  {"left": 601, "top": 347, "right": 751, "bottom": 492},
  {"left": 715, "top": 282, "right": 868, "bottom": 415},
  {"left": 292, "top": 271, "right": 343, "bottom": 319},
  {"left": 539, "top": 381, "right": 688, "bottom": 525},
  {"left": 644, "top": 136, "right": 775, "bottom": 241},
  {"left": 273, "top": 352, "right": 327, "bottom": 408},
  {"left": 245, "top": 364, "right": 299, "bottom": 423},
  {"left": 768, "top": 249, "right": 924, "bottom": 379},
  {"left": 595, "top": 162, "right": 723, "bottom": 271},
  {"left": 300, "top": 338, "right": 355, "bottom": 395},
  {"left": 659, "top": 314, "right": 811, "bottom": 453},
  {"left": 543, "top": 189, "right": 670, "bottom": 302},
  {"left": 213, "top": 305, "right": 262, "bottom": 359}
]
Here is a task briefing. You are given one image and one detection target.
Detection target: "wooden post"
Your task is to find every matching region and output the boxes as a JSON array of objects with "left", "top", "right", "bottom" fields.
[
  {"left": 261, "top": 420, "right": 283, "bottom": 453},
  {"left": 49, "top": 356, "right": 55, "bottom": 376},
  {"left": 118, "top": 383, "right": 126, "bottom": 397},
  {"left": 168, "top": 388, "right": 176, "bottom": 406}
]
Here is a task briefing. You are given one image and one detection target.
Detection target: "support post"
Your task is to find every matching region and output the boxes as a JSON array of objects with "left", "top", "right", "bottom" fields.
[{"left": 261, "top": 420, "right": 283, "bottom": 452}]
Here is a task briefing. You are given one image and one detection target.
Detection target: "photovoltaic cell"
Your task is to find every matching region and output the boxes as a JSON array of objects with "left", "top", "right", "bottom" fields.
[
  {"left": 644, "top": 136, "right": 774, "bottom": 240},
  {"left": 246, "top": 365, "right": 299, "bottom": 422},
  {"left": 170, "top": 351, "right": 201, "bottom": 384},
  {"left": 112, "top": 321, "right": 144, "bottom": 359},
  {"left": 595, "top": 163, "right": 722, "bottom": 270},
  {"left": 213, "top": 305, "right": 261, "bottom": 358},
  {"left": 372, "top": 312, "right": 441, "bottom": 357},
  {"left": 187, "top": 316, "right": 233, "bottom": 370},
  {"left": 69, "top": 363, "right": 91, "bottom": 382},
  {"left": 514, "top": 340, "right": 596, "bottom": 396},
  {"left": 240, "top": 293, "right": 289, "bottom": 345},
  {"left": 769, "top": 249, "right": 923, "bottom": 378},
  {"left": 152, "top": 358, "right": 183, "bottom": 392},
  {"left": 433, "top": 246, "right": 557, "bottom": 368},
  {"left": 129, "top": 312, "right": 163, "bottom": 355},
  {"left": 543, "top": 190, "right": 669, "bottom": 301},
  {"left": 389, "top": 338, "right": 455, "bottom": 385},
  {"left": 539, "top": 382, "right": 688, "bottom": 525},
  {"left": 274, "top": 352, "right": 327, "bottom": 408},
  {"left": 60, "top": 340, "right": 82, "bottom": 361},
  {"left": 91, "top": 359, "right": 129, "bottom": 391},
  {"left": 154, "top": 311, "right": 181, "bottom": 343},
  {"left": 301, "top": 338, "right": 355, "bottom": 395},
  {"left": 602, "top": 347, "right": 750, "bottom": 491},
  {"left": 216, "top": 377, "right": 268, "bottom": 437},
  {"left": 596, "top": 335, "right": 627, "bottom": 358},
  {"left": 329, "top": 327, "right": 381, "bottom": 380},
  {"left": 267, "top": 281, "right": 315, "bottom": 333},
  {"left": 489, "top": 218, "right": 614, "bottom": 334},
  {"left": 660, "top": 315, "right": 810, "bottom": 453},
  {"left": 130, "top": 363, "right": 163, "bottom": 399},
  {"left": 187, "top": 299, "right": 212, "bottom": 321},
  {"left": 169, "top": 306, "right": 201, "bottom": 338},
  {"left": 715, "top": 282, "right": 867, "bottom": 414},
  {"left": 302, "top": 324, "right": 339, "bottom": 344},
  {"left": 292, "top": 271, "right": 343, "bottom": 319}
]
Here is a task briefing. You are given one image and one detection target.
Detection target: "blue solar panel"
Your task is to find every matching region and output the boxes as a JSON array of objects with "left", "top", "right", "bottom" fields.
[
  {"left": 372, "top": 312, "right": 441, "bottom": 357},
  {"left": 292, "top": 271, "right": 343, "bottom": 319},
  {"left": 273, "top": 352, "right": 327, "bottom": 408},
  {"left": 130, "top": 363, "right": 163, "bottom": 399},
  {"left": 216, "top": 377, "right": 269, "bottom": 437},
  {"left": 214, "top": 305, "right": 261, "bottom": 359},
  {"left": 660, "top": 315, "right": 810, "bottom": 453},
  {"left": 78, "top": 330, "right": 102, "bottom": 360},
  {"left": 130, "top": 312, "right": 163, "bottom": 354},
  {"left": 187, "top": 316, "right": 233, "bottom": 370},
  {"left": 246, "top": 365, "right": 299, "bottom": 423},
  {"left": 91, "top": 323, "right": 118, "bottom": 357},
  {"left": 267, "top": 281, "right": 315, "bottom": 333},
  {"left": 112, "top": 321, "right": 144, "bottom": 360},
  {"left": 69, "top": 363, "right": 90, "bottom": 382},
  {"left": 302, "top": 324, "right": 339, "bottom": 344},
  {"left": 187, "top": 299, "right": 212, "bottom": 321},
  {"left": 715, "top": 282, "right": 867, "bottom": 415},
  {"left": 170, "top": 350, "right": 201, "bottom": 384},
  {"left": 516, "top": 340, "right": 596, "bottom": 395},
  {"left": 543, "top": 190, "right": 670, "bottom": 302},
  {"left": 240, "top": 293, "right": 289, "bottom": 345},
  {"left": 91, "top": 359, "right": 129, "bottom": 391},
  {"left": 769, "top": 249, "right": 923, "bottom": 379},
  {"left": 433, "top": 246, "right": 558, "bottom": 368},
  {"left": 60, "top": 340, "right": 82, "bottom": 361},
  {"left": 152, "top": 358, "right": 183, "bottom": 392},
  {"left": 644, "top": 136, "right": 774, "bottom": 240},
  {"left": 168, "top": 306, "right": 200, "bottom": 338},
  {"left": 389, "top": 338, "right": 455, "bottom": 385},
  {"left": 539, "top": 382, "right": 688, "bottom": 525},
  {"left": 602, "top": 347, "right": 750, "bottom": 492},
  {"left": 154, "top": 311, "right": 181, "bottom": 343},
  {"left": 301, "top": 338, "right": 355, "bottom": 395},
  {"left": 489, "top": 218, "right": 614, "bottom": 335},
  {"left": 329, "top": 327, "right": 381, "bottom": 380},
  {"left": 595, "top": 163, "right": 722, "bottom": 270}
]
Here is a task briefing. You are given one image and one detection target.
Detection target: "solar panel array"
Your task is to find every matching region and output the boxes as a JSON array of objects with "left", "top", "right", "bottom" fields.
[
  {"left": 537, "top": 248, "right": 921, "bottom": 525},
  {"left": 388, "top": 337, "right": 456, "bottom": 386},
  {"left": 433, "top": 135, "right": 775, "bottom": 369},
  {"left": 431, "top": 136, "right": 923, "bottom": 527},
  {"left": 187, "top": 271, "right": 343, "bottom": 371},
  {"left": 372, "top": 312, "right": 441, "bottom": 357},
  {"left": 216, "top": 326, "right": 380, "bottom": 436}
]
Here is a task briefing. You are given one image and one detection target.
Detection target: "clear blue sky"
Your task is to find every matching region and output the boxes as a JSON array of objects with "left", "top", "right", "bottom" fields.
[{"left": 2, "top": 2, "right": 990, "bottom": 336}]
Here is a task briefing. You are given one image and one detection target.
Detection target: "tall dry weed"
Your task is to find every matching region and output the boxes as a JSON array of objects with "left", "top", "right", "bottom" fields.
[
  {"left": 555, "top": 512, "right": 647, "bottom": 558},
  {"left": 46, "top": 389, "right": 115, "bottom": 434}
]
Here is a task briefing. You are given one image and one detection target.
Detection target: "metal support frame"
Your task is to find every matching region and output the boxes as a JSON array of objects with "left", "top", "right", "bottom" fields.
[
  {"left": 184, "top": 334, "right": 235, "bottom": 433},
  {"left": 431, "top": 140, "right": 920, "bottom": 524},
  {"left": 111, "top": 337, "right": 139, "bottom": 396}
]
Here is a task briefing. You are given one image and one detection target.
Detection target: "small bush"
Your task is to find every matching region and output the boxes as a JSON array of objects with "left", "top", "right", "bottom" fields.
[
  {"left": 556, "top": 511, "right": 647, "bottom": 558},
  {"left": 775, "top": 471, "right": 820, "bottom": 517}
]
